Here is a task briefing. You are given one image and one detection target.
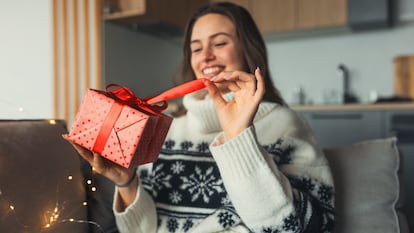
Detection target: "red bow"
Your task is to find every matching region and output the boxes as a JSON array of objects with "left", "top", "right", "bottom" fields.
[{"left": 105, "top": 84, "right": 168, "bottom": 113}]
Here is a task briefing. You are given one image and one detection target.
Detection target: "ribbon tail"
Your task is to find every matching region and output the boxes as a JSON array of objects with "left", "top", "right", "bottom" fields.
[{"left": 147, "top": 78, "right": 207, "bottom": 104}]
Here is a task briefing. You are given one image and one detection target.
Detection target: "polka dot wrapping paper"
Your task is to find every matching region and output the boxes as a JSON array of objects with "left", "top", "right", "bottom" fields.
[
  {"left": 65, "top": 88, "right": 173, "bottom": 168},
  {"left": 65, "top": 79, "right": 207, "bottom": 168}
]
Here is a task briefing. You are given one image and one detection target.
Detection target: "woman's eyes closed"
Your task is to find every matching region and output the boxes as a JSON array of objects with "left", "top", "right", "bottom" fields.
[
  {"left": 190, "top": 41, "right": 228, "bottom": 53},
  {"left": 191, "top": 47, "right": 202, "bottom": 53},
  {"left": 214, "top": 41, "right": 227, "bottom": 48}
]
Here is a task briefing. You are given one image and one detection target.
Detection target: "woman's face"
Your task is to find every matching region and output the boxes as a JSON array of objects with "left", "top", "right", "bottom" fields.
[{"left": 190, "top": 13, "right": 244, "bottom": 82}]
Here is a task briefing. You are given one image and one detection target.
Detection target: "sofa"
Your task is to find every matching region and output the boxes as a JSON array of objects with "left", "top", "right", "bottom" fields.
[{"left": 0, "top": 119, "right": 411, "bottom": 233}]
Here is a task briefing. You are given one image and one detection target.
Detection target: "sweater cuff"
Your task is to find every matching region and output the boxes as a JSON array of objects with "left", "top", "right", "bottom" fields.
[
  {"left": 210, "top": 126, "right": 268, "bottom": 178},
  {"left": 113, "top": 180, "right": 156, "bottom": 231}
]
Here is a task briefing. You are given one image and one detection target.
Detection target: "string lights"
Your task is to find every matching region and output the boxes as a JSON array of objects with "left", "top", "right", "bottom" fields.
[{"left": 0, "top": 173, "right": 104, "bottom": 233}]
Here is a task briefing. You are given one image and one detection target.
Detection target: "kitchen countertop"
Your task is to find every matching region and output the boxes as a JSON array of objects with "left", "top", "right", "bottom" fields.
[{"left": 291, "top": 102, "right": 414, "bottom": 112}]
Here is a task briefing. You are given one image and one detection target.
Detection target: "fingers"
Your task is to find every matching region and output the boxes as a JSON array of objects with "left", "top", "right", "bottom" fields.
[
  {"left": 62, "top": 135, "right": 108, "bottom": 171},
  {"left": 211, "top": 69, "right": 261, "bottom": 96},
  {"left": 254, "top": 67, "right": 265, "bottom": 101},
  {"left": 62, "top": 135, "right": 94, "bottom": 163}
]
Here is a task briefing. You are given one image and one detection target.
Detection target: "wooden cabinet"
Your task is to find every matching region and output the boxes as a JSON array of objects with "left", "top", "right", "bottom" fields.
[
  {"left": 210, "top": 0, "right": 296, "bottom": 33},
  {"left": 102, "top": 0, "right": 348, "bottom": 34},
  {"left": 296, "top": 0, "right": 347, "bottom": 30},
  {"left": 250, "top": 0, "right": 296, "bottom": 33},
  {"left": 210, "top": 0, "right": 250, "bottom": 10},
  {"left": 102, "top": 0, "right": 209, "bottom": 30},
  {"left": 211, "top": 0, "right": 347, "bottom": 33},
  {"left": 103, "top": 0, "right": 146, "bottom": 20}
]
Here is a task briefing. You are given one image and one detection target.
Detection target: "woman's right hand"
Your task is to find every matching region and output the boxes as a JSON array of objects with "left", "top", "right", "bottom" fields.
[
  {"left": 64, "top": 136, "right": 137, "bottom": 186},
  {"left": 64, "top": 136, "right": 139, "bottom": 209}
]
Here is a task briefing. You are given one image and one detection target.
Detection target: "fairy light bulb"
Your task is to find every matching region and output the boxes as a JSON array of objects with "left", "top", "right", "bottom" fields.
[
  {"left": 91, "top": 187, "right": 97, "bottom": 192},
  {"left": 68, "top": 175, "right": 73, "bottom": 180},
  {"left": 48, "top": 119, "right": 57, "bottom": 125},
  {"left": 82, "top": 201, "right": 88, "bottom": 206},
  {"left": 86, "top": 179, "right": 92, "bottom": 185},
  {"left": 10, "top": 205, "right": 15, "bottom": 210}
]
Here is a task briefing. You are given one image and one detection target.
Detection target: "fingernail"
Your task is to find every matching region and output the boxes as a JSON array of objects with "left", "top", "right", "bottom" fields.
[
  {"left": 202, "top": 78, "right": 213, "bottom": 85},
  {"left": 222, "top": 71, "right": 233, "bottom": 79}
]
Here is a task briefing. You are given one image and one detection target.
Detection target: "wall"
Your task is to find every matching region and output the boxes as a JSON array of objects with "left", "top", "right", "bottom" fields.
[
  {"left": 266, "top": 21, "right": 414, "bottom": 105},
  {"left": 0, "top": 0, "right": 53, "bottom": 119},
  {"left": 103, "top": 22, "right": 182, "bottom": 98}
]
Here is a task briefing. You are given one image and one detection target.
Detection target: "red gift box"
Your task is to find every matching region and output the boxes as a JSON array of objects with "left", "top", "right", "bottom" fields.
[{"left": 66, "top": 79, "right": 207, "bottom": 168}]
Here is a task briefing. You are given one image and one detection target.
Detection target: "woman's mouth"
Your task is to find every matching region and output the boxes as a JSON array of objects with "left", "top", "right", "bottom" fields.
[{"left": 202, "top": 66, "right": 224, "bottom": 78}]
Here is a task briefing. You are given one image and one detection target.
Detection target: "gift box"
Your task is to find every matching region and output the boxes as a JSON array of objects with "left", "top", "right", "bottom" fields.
[{"left": 66, "top": 79, "right": 207, "bottom": 168}]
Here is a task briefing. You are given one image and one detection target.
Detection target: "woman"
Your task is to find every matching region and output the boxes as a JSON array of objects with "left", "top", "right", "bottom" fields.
[{"left": 69, "top": 2, "right": 335, "bottom": 232}]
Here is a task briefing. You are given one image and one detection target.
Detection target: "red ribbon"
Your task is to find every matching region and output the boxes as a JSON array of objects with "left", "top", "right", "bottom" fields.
[
  {"left": 105, "top": 78, "right": 208, "bottom": 112},
  {"left": 92, "top": 79, "right": 208, "bottom": 155},
  {"left": 106, "top": 84, "right": 168, "bottom": 114}
]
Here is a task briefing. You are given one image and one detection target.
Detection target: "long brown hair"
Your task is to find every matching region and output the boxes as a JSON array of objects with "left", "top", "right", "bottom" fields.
[{"left": 175, "top": 1, "right": 286, "bottom": 106}]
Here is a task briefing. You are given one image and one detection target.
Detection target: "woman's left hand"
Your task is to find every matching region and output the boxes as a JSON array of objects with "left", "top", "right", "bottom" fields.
[{"left": 203, "top": 67, "right": 265, "bottom": 139}]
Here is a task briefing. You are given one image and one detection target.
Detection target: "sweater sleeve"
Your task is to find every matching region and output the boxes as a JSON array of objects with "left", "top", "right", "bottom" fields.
[
  {"left": 113, "top": 179, "right": 157, "bottom": 233},
  {"left": 209, "top": 124, "right": 335, "bottom": 232}
]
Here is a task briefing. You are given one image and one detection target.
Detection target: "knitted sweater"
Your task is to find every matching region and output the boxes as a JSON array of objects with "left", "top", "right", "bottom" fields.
[{"left": 113, "top": 91, "right": 335, "bottom": 233}]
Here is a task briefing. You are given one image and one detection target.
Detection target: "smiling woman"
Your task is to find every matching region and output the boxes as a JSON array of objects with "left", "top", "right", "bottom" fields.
[{"left": 65, "top": 2, "right": 336, "bottom": 233}]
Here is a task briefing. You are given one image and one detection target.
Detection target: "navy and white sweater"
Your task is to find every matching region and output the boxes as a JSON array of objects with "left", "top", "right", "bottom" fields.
[{"left": 113, "top": 91, "right": 335, "bottom": 233}]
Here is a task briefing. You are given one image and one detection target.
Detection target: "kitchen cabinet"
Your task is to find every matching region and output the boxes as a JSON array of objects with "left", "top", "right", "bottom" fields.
[
  {"left": 299, "top": 107, "right": 414, "bottom": 147},
  {"left": 296, "top": 0, "right": 347, "bottom": 30},
  {"left": 102, "top": 0, "right": 146, "bottom": 21},
  {"left": 211, "top": 0, "right": 347, "bottom": 33},
  {"left": 102, "top": 0, "right": 348, "bottom": 35},
  {"left": 211, "top": 0, "right": 296, "bottom": 33},
  {"left": 250, "top": 0, "right": 296, "bottom": 33},
  {"left": 300, "top": 110, "right": 383, "bottom": 148},
  {"left": 102, "top": 0, "right": 209, "bottom": 30}
]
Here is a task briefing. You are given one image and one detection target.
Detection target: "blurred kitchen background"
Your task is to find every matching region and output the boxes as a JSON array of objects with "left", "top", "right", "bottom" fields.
[
  {"left": 0, "top": 0, "right": 413, "bottom": 119},
  {"left": 1, "top": 1, "right": 414, "bottom": 228}
]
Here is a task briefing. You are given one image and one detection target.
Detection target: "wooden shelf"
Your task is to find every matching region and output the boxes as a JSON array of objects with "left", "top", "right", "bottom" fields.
[
  {"left": 103, "top": 9, "right": 146, "bottom": 20},
  {"left": 102, "top": 0, "right": 208, "bottom": 30}
]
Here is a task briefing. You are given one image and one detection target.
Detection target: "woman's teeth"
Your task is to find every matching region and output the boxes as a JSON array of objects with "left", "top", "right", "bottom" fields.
[{"left": 203, "top": 67, "right": 221, "bottom": 76}]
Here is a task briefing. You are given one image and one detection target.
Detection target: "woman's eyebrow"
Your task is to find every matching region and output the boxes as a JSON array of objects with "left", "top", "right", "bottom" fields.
[{"left": 190, "top": 32, "right": 233, "bottom": 44}]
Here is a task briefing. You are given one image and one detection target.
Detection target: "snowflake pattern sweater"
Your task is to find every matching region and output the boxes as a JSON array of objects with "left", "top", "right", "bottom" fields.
[{"left": 113, "top": 91, "right": 335, "bottom": 233}]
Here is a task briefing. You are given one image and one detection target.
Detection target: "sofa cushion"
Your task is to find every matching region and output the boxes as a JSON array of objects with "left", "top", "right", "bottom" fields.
[
  {"left": 0, "top": 120, "right": 88, "bottom": 233},
  {"left": 324, "top": 137, "right": 409, "bottom": 233}
]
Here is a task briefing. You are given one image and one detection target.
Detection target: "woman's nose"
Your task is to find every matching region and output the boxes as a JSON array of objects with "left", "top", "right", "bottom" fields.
[{"left": 201, "top": 47, "right": 215, "bottom": 61}]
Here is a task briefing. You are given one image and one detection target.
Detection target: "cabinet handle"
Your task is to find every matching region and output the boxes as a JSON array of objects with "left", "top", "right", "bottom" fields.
[{"left": 311, "top": 114, "right": 362, "bottom": 120}]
